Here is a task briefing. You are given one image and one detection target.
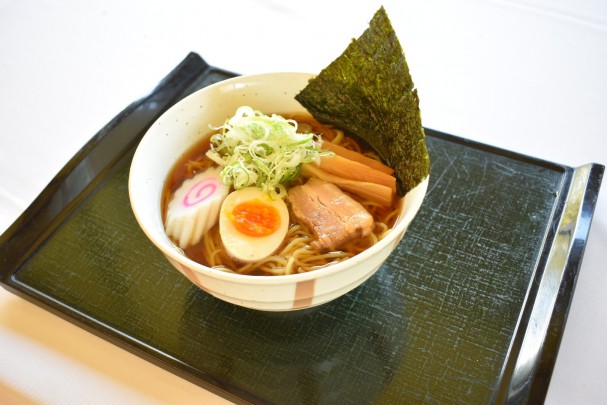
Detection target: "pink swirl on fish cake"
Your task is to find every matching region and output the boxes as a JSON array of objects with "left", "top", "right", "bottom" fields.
[{"left": 182, "top": 178, "right": 220, "bottom": 207}]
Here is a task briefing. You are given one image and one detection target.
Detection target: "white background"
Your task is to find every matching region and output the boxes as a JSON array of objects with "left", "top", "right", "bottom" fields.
[{"left": 1, "top": 0, "right": 605, "bottom": 403}]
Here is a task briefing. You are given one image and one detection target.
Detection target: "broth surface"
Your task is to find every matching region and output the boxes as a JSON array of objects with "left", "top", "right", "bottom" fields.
[{"left": 162, "top": 114, "right": 398, "bottom": 276}]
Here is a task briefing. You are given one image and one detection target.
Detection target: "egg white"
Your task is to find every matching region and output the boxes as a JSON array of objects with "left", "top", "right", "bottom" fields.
[{"left": 219, "top": 187, "right": 289, "bottom": 262}]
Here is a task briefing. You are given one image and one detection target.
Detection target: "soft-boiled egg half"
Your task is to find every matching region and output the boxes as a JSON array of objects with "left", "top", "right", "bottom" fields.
[{"left": 219, "top": 187, "right": 289, "bottom": 262}]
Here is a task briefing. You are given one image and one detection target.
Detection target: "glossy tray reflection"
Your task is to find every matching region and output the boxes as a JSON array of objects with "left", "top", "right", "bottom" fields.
[{"left": 0, "top": 53, "right": 603, "bottom": 404}]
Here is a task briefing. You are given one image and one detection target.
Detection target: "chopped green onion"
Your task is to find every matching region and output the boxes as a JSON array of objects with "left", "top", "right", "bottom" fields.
[{"left": 206, "top": 106, "right": 332, "bottom": 199}]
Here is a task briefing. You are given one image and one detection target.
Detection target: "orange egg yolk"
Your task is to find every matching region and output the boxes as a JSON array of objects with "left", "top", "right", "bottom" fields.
[{"left": 229, "top": 199, "right": 281, "bottom": 237}]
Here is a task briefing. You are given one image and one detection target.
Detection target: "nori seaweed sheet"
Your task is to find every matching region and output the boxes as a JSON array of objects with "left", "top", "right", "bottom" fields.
[{"left": 295, "top": 6, "right": 430, "bottom": 195}]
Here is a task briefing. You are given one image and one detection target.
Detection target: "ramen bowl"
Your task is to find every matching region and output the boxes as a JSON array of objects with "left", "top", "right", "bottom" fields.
[{"left": 129, "top": 72, "right": 428, "bottom": 311}]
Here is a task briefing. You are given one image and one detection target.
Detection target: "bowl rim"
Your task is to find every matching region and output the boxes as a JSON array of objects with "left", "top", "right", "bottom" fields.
[{"left": 129, "top": 72, "right": 429, "bottom": 285}]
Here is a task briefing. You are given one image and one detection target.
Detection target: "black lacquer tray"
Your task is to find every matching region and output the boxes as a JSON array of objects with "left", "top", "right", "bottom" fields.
[{"left": 0, "top": 53, "right": 603, "bottom": 404}]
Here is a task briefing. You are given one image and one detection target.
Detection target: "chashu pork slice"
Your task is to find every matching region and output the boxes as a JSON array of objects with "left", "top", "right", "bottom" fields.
[{"left": 287, "top": 177, "right": 374, "bottom": 251}]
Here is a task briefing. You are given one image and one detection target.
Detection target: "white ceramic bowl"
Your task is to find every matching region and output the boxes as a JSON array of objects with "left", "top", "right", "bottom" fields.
[{"left": 129, "top": 72, "right": 428, "bottom": 311}]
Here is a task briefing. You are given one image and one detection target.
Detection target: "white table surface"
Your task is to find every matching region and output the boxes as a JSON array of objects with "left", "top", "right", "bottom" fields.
[{"left": 1, "top": 0, "right": 605, "bottom": 403}]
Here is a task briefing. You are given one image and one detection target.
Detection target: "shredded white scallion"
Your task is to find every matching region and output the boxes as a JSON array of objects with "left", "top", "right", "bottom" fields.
[{"left": 206, "top": 106, "right": 331, "bottom": 199}]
